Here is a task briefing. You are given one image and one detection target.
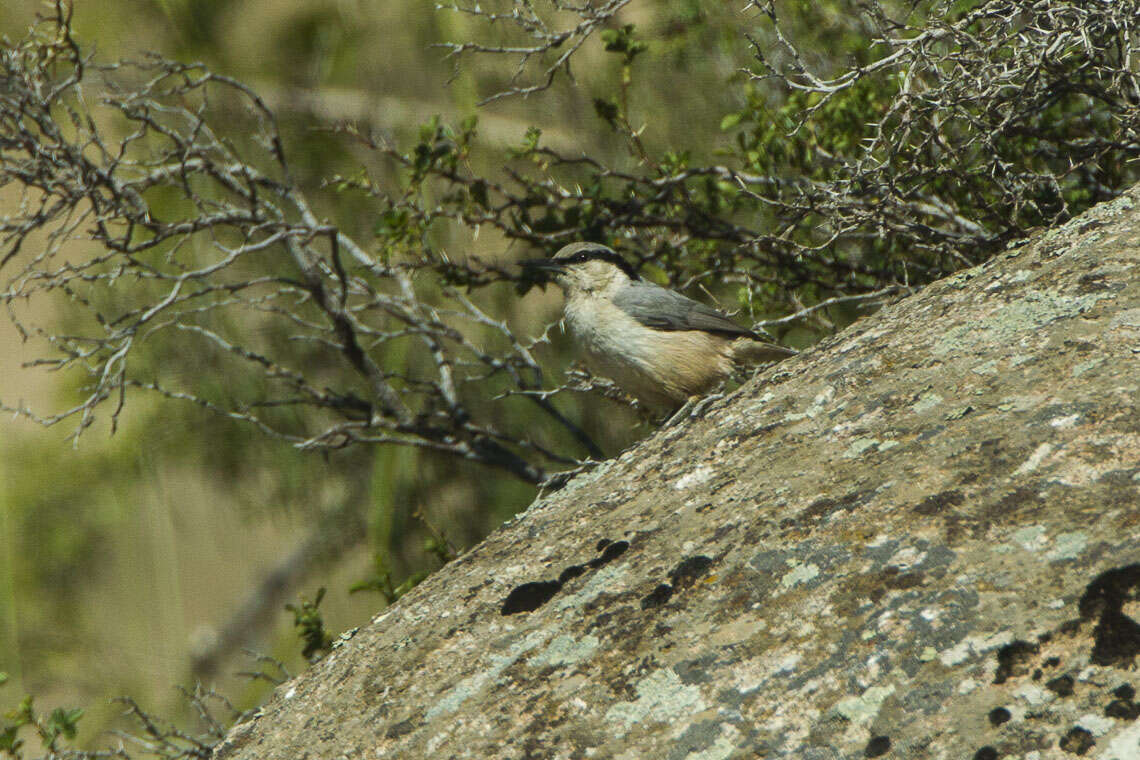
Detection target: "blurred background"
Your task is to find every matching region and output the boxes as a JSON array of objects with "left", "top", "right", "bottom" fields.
[{"left": 0, "top": 0, "right": 792, "bottom": 746}]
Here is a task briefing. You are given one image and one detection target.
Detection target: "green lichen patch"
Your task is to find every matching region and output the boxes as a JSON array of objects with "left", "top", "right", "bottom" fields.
[{"left": 604, "top": 668, "right": 707, "bottom": 737}]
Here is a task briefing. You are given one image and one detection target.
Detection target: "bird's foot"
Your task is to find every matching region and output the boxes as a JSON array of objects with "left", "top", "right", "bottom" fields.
[
  {"left": 538, "top": 459, "right": 602, "bottom": 492},
  {"left": 662, "top": 393, "right": 725, "bottom": 428}
]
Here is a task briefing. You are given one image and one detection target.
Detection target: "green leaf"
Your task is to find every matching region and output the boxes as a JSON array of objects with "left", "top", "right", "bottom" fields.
[
  {"left": 46, "top": 706, "right": 83, "bottom": 741},
  {"left": 469, "top": 180, "right": 489, "bottom": 209},
  {"left": 508, "top": 126, "right": 543, "bottom": 159},
  {"left": 522, "top": 126, "right": 541, "bottom": 149},
  {"left": 600, "top": 24, "right": 647, "bottom": 64},
  {"left": 593, "top": 97, "right": 619, "bottom": 127},
  {"left": 285, "top": 588, "right": 333, "bottom": 661},
  {"left": 7, "top": 696, "right": 33, "bottom": 725},
  {"left": 720, "top": 112, "right": 743, "bottom": 131},
  {"left": 391, "top": 571, "right": 430, "bottom": 601},
  {"left": 0, "top": 724, "right": 21, "bottom": 752}
]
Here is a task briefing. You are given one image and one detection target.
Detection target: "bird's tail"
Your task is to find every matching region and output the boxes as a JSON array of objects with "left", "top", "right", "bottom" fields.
[{"left": 730, "top": 338, "right": 799, "bottom": 365}]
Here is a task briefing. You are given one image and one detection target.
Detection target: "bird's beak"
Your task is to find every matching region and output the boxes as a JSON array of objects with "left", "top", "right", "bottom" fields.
[
  {"left": 518, "top": 258, "right": 566, "bottom": 291},
  {"left": 520, "top": 258, "right": 566, "bottom": 276}
]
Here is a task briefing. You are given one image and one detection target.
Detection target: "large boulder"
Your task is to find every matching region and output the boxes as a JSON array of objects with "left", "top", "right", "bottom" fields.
[{"left": 214, "top": 186, "right": 1140, "bottom": 759}]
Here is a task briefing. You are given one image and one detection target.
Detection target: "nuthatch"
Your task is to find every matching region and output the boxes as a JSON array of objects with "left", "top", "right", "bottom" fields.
[{"left": 523, "top": 242, "right": 796, "bottom": 414}]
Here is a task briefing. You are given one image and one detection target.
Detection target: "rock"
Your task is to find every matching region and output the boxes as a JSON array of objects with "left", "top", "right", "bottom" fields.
[{"left": 214, "top": 187, "right": 1140, "bottom": 759}]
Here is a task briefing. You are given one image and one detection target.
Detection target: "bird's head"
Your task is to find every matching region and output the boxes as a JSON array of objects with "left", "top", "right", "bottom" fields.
[{"left": 521, "top": 243, "right": 640, "bottom": 294}]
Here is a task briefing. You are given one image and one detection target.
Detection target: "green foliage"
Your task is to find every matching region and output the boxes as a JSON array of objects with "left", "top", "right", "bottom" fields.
[
  {"left": 350, "top": 554, "right": 430, "bottom": 605},
  {"left": 44, "top": 707, "right": 83, "bottom": 744},
  {"left": 593, "top": 97, "right": 620, "bottom": 129},
  {"left": 0, "top": 687, "right": 84, "bottom": 758},
  {"left": 509, "top": 127, "right": 544, "bottom": 159},
  {"left": 0, "top": 726, "right": 16, "bottom": 756},
  {"left": 351, "top": 511, "right": 455, "bottom": 604},
  {"left": 285, "top": 588, "right": 334, "bottom": 662},
  {"left": 0, "top": 672, "right": 254, "bottom": 759},
  {"left": 600, "top": 24, "right": 648, "bottom": 66},
  {"left": 410, "top": 115, "right": 468, "bottom": 182}
]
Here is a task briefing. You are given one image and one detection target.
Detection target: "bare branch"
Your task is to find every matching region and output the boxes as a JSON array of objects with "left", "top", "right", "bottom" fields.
[
  {"left": 0, "top": 4, "right": 595, "bottom": 484},
  {"left": 436, "top": 0, "right": 633, "bottom": 103}
]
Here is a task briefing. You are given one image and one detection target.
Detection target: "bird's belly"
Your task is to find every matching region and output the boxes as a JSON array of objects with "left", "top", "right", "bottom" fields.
[{"left": 564, "top": 301, "right": 732, "bottom": 410}]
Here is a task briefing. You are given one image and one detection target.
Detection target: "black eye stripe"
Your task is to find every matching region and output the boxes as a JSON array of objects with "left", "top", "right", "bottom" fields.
[{"left": 560, "top": 248, "right": 640, "bottom": 280}]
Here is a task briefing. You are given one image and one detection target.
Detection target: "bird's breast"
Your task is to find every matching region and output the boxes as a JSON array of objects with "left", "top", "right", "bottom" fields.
[{"left": 563, "top": 295, "right": 734, "bottom": 410}]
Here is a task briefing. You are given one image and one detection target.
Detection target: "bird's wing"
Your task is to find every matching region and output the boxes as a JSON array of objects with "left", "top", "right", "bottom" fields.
[{"left": 613, "top": 280, "right": 759, "bottom": 339}]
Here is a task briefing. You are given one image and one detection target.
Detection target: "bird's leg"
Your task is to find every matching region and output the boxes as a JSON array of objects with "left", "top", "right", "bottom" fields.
[
  {"left": 538, "top": 459, "right": 602, "bottom": 493},
  {"left": 662, "top": 393, "right": 726, "bottom": 427},
  {"left": 686, "top": 392, "right": 725, "bottom": 420},
  {"left": 662, "top": 397, "right": 697, "bottom": 427}
]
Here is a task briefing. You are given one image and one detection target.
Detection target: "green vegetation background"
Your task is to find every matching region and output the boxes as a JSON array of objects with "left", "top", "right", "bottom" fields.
[{"left": 0, "top": 0, "right": 796, "bottom": 747}]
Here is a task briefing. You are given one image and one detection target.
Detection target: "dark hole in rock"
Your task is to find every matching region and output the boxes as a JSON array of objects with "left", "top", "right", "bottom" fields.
[
  {"left": 385, "top": 720, "right": 416, "bottom": 739},
  {"left": 913, "top": 489, "right": 964, "bottom": 515},
  {"left": 802, "top": 496, "right": 838, "bottom": 521},
  {"left": 882, "top": 569, "right": 924, "bottom": 590},
  {"left": 1046, "top": 674, "right": 1075, "bottom": 697},
  {"left": 588, "top": 540, "right": 630, "bottom": 569},
  {"left": 1059, "top": 726, "right": 1094, "bottom": 755},
  {"left": 988, "top": 707, "right": 1011, "bottom": 727},
  {"left": 641, "top": 583, "right": 674, "bottom": 610},
  {"left": 558, "top": 564, "right": 587, "bottom": 585},
  {"left": 973, "top": 747, "right": 998, "bottom": 760},
  {"left": 1105, "top": 699, "right": 1140, "bottom": 721},
  {"left": 501, "top": 580, "right": 562, "bottom": 615},
  {"left": 993, "top": 640, "right": 1040, "bottom": 684},
  {"left": 1058, "top": 619, "right": 1082, "bottom": 636},
  {"left": 1043, "top": 656, "right": 1061, "bottom": 668},
  {"left": 799, "top": 489, "right": 875, "bottom": 524},
  {"left": 587, "top": 611, "right": 614, "bottom": 634},
  {"left": 1078, "top": 564, "right": 1140, "bottom": 666},
  {"left": 670, "top": 555, "right": 714, "bottom": 590},
  {"left": 864, "top": 735, "right": 890, "bottom": 758},
  {"left": 1106, "top": 681, "right": 1139, "bottom": 719}
]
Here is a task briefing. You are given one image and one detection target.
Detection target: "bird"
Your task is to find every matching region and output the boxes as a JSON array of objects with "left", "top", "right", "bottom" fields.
[{"left": 522, "top": 242, "right": 796, "bottom": 416}]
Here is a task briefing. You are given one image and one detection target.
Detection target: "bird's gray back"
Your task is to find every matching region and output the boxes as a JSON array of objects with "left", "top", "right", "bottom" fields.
[{"left": 612, "top": 279, "right": 758, "bottom": 339}]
